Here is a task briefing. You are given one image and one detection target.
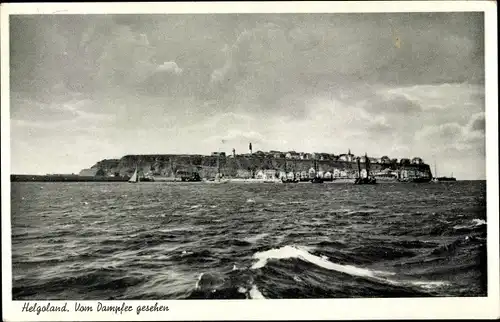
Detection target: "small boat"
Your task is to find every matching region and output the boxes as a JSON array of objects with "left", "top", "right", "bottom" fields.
[
  {"left": 433, "top": 176, "right": 457, "bottom": 182},
  {"left": 128, "top": 167, "right": 139, "bottom": 183},
  {"left": 354, "top": 153, "right": 377, "bottom": 185},
  {"left": 310, "top": 159, "right": 324, "bottom": 183},
  {"left": 310, "top": 177, "right": 324, "bottom": 184},
  {"left": 282, "top": 158, "right": 299, "bottom": 183},
  {"left": 354, "top": 177, "right": 377, "bottom": 184},
  {"left": 205, "top": 152, "right": 229, "bottom": 184}
]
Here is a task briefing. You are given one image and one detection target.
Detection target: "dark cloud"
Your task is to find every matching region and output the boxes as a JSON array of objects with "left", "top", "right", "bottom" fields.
[{"left": 469, "top": 113, "right": 486, "bottom": 132}]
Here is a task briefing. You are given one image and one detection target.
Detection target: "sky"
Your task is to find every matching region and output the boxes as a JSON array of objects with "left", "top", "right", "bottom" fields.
[{"left": 9, "top": 12, "right": 486, "bottom": 179}]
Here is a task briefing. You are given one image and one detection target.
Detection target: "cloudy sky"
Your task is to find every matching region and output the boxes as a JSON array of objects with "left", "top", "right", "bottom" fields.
[{"left": 9, "top": 12, "right": 486, "bottom": 179}]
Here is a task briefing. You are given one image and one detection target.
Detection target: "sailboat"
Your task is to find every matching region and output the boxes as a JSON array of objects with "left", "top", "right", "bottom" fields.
[
  {"left": 205, "top": 152, "right": 228, "bottom": 184},
  {"left": 128, "top": 167, "right": 139, "bottom": 183},
  {"left": 310, "top": 158, "right": 324, "bottom": 183},
  {"left": 282, "top": 158, "right": 299, "bottom": 183},
  {"left": 354, "top": 154, "right": 377, "bottom": 185},
  {"left": 432, "top": 158, "right": 457, "bottom": 182}
]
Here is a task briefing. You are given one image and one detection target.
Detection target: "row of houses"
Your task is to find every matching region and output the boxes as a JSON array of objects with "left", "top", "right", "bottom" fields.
[
  {"left": 237, "top": 167, "right": 422, "bottom": 180},
  {"left": 217, "top": 149, "right": 425, "bottom": 165}
]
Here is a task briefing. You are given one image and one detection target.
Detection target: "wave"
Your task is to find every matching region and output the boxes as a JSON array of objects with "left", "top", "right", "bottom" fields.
[
  {"left": 251, "top": 245, "right": 394, "bottom": 277},
  {"left": 251, "top": 245, "right": 449, "bottom": 291},
  {"left": 472, "top": 218, "right": 486, "bottom": 226},
  {"left": 453, "top": 218, "right": 487, "bottom": 231},
  {"left": 190, "top": 270, "right": 266, "bottom": 300},
  {"left": 243, "top": 233, "right": 270, "bottom": 244}
]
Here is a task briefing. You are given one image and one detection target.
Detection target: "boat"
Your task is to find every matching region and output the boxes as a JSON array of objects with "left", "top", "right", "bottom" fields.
[
  {"left": 205, "top": 152, "right": 229, "bottom": 184},
  {"left": 282, "top": 158, "right": 299, "bottom": 183},
  {"left": 433, "top": 174, "right": 457, "bottom": 182},
  {"left": 431, "top": 158, "right": 457, "bottom": 182},
  {"left": 329, "top": 177, "right": 355, "bottom": 183},
  {"left": 128, "top": 167, "right": 140, "bottom": 183},
  {"left": 354, "top": 154, "right": 377, "bottom": 185},
  {"left": 373, "top": 170, "right": 398, "bottom": 182},
  {"left": 310, "top": 158, "right": 324, "bottom": 183},
  {"left": 177, "top": 170, "right": 202, "bottom": 182}
]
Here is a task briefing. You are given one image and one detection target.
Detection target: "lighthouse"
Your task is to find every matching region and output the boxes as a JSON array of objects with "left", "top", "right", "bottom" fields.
[{"left": 249, "top": 142, "right": 253, "bottom": 155}]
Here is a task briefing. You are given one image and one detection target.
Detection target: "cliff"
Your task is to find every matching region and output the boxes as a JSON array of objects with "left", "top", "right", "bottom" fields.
[{"left": 82, "top": 154, "right": 433, "bottom": 180}]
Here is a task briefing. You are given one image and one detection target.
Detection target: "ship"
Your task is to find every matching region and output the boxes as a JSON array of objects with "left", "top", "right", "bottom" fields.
[
  {"left": 282, "top": 158, "right": 299, "bottom": 183},
  {"left": 354, "top": 154, "right": 377, "bottom": 185},
  {"left": 431, "top": 159, "right": 457, "bottom": 182},
  {"left": 310, "top": 158, "right": 324, "bottom": 183},
  {"left": 204, "top": 152, "right": 229, "bottom": 184},
  {"left": 432, "top": 174, "right": 457, "bottom": 182},
  {"left": 176, "top": 170, "right": 202, "bottom": 182}
]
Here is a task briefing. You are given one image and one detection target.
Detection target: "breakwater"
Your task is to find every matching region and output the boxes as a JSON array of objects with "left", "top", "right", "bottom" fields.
[{"left": 10, "top": 174, "right": 129, "bottom": 182}]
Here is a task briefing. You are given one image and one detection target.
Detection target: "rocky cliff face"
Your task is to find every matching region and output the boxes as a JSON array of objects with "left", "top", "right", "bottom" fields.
[{"left": 84, "top": 154, "right": 433, "bottom": 179}]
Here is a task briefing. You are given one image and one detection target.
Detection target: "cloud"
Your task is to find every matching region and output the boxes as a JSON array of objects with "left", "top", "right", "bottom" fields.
[
  {"left": 156, "top": 61, "right": 183, "bottom": 75},
  {"left": 414, "top": 116, "right": 485, "bottom": 155},
  {"left": 468, "top": 112, "right": 485, "bottom": 132},
  {"left": 8, "top": 13, "right": 486, "bottom": 179}
]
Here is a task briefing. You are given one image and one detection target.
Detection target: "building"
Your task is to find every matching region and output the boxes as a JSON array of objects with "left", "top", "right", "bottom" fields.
[
  {"left": 300, "top": 153, "right": 311, "bottom": 160},
  {"left": 285, "top": 151, "right": 300, "bottom": 159},
  {"left": 338, "top": 149, "right": 355, "bottom": 162}
]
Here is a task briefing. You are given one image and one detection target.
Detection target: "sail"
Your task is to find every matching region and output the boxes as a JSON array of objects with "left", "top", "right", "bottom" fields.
[
  {"left": 128, "top": 168, "right": 138, "bottom": 183},
  {"left": 216, "top": 153, "right": 220, "bottom": 180},
  {"left": 365, "top": 154, "right": 371, "bottom": 177}
]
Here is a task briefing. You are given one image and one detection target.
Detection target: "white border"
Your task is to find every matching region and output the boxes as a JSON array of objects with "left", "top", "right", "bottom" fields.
[{"left": 1, "top": 1, "right": 498, "bottom": 321}]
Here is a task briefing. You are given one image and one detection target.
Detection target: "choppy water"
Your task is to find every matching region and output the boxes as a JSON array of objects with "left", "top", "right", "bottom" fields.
[{"left": 11, "top": 181, "right": 487, "bottom": 300}]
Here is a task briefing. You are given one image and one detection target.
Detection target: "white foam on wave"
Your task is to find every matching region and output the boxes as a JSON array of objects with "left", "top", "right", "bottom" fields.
[
  {"left": 246, "top": 198, "right": 256, "bottom": 203},
  {"left": 454, "top": 218, "right": 487, "bottom": 230},
  {"left": 237, "top": 284, "right": 266, "bottom": 299},
  {"left": 189, "top": 205, "right": 202, "bottom": 209},
  {"left": 251, "top": 245, "right": 449, "bottom": 290},
  {"left": 194, "top": 273, "right": 204, "bottom": 289},
  {"left": 407, "top": 280, "right": 449, "bottom": 289},
  {"left": 249, "top": 285, "right": 265, "bottom": 299},
  {"left": 243, "top": 233, "right": 269, "bottom": 243},
  {"left": 251, "top": 245, "right": 394, "bottom": 278},
  {"left": 472, "top": 218, "right": 486, "bottom": 226}
]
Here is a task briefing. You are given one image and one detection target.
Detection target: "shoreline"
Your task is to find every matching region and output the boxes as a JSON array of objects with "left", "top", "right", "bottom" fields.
[{"left": 9, "top": 174, "right": 468, "bottom": 183}]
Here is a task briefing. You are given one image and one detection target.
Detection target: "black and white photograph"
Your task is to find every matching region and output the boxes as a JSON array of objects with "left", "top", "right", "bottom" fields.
[{"left": 2, "top": 1, "right": 499, "bottom": 320}]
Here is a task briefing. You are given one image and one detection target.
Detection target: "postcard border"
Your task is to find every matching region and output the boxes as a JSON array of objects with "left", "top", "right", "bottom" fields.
[{"left": 1, "top": 1, "right": 498, "bottom": 321}]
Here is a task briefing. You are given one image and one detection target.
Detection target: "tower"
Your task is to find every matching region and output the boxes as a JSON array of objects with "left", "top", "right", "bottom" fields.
[
  {"left": 249, "top": 142, "right": 253, "bottom": 154},
  {"left": 232, "top": 148, "right": 236, "bottom": 158}
]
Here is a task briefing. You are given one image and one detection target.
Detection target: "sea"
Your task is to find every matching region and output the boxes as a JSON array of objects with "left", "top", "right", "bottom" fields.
[{"left": 10, "top": 181, "right": 487, "bottom": 300}]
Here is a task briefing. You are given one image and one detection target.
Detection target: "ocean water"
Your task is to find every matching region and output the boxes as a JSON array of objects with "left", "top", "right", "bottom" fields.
[{"left": 11, "top": 181, "right": 487, "bottom": 300}]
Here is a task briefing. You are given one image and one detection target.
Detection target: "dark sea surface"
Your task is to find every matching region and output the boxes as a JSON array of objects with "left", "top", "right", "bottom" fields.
[{"left": 11, "top": 181, "right": 487, "bottom": 300}]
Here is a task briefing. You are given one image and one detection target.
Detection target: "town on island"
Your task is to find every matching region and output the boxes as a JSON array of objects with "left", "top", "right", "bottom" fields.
[{"left": 11, "top": 143, "right": 452, "bottom": 184}]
